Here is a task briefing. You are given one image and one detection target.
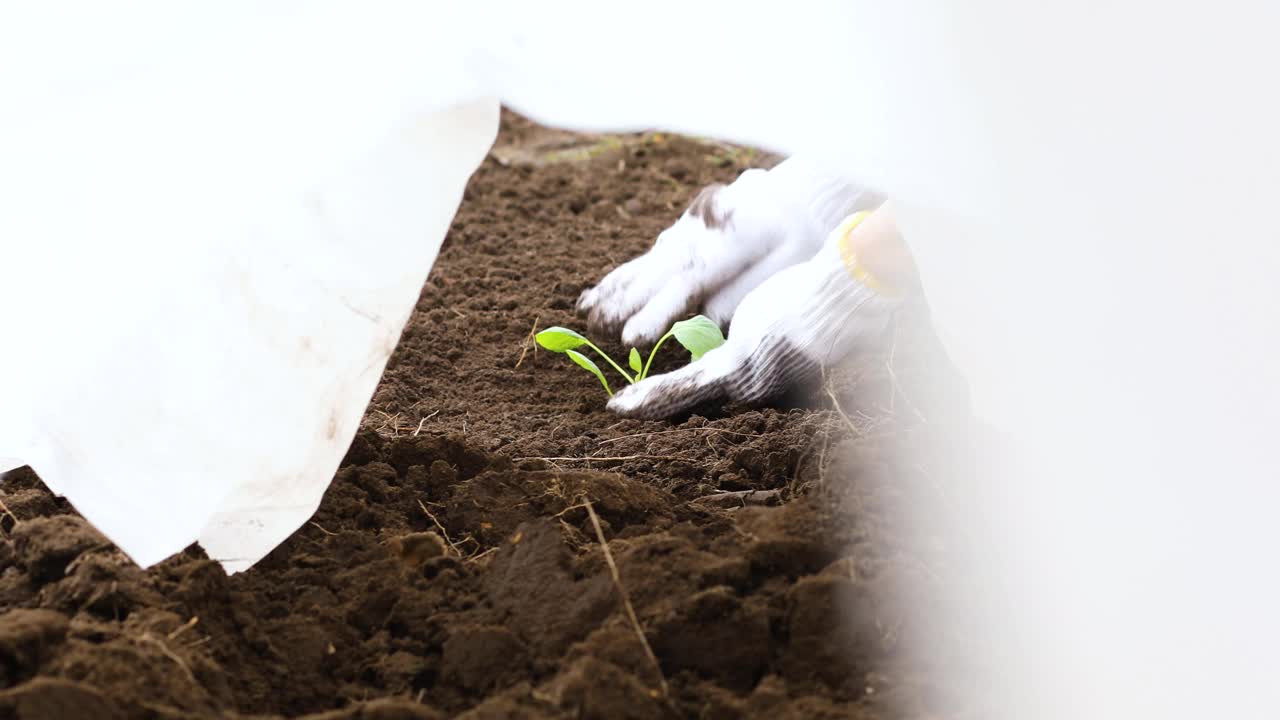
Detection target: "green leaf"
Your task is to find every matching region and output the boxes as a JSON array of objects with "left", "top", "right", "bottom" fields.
[
  {"left": 535, "top": 326, "right": 589, "bottom": 353},
  {"left": 566, "top": 349, "right": 613, "bottom": 396},
  {"left": 670, "top": 315, "right": 726, "bottom": 361},
  {"left": 628, "top": 348, "right": 643, "bottom": 375}
]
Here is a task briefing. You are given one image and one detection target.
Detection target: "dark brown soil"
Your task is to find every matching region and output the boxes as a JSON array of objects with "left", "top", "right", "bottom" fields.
[{"left": 0, "top": 111, "right": 979, "bottom": 719}]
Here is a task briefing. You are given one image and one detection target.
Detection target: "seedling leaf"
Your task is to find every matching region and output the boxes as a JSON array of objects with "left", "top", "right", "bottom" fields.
[
  {"left": 536, "top": 327, "right": 590, "bottom": 352},
  {"left": 629, "top": 348, "right": 643, "bottom": 375},
  {"left": 670, "top": 315, "right": 726, "bottom": 361},
  {"left": 567, "top": 349, "right": 613, "bottom": 396}
]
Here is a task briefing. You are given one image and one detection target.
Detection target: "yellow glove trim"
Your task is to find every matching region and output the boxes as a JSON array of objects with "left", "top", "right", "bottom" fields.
[{"left": 836, "top": 211, "right": 892, "bottom": 295}]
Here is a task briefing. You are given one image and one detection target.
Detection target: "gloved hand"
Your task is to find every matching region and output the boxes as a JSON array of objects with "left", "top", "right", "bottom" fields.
[
  {"left": 605, "top": 200, "right": 920, "bottom": 419},
  {"left": 576, "top": 156, "right": 885, "bottom": 347}
]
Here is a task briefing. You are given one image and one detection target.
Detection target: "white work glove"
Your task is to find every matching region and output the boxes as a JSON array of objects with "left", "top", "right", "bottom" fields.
[
  {"left": 576, "top": 156, "right": 884, "bottom": 347},
  {"left": 606, "top": 201, "right": 919, "bottom": 419}
]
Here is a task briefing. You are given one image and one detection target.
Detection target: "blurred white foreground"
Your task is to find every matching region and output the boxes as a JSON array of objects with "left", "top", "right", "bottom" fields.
[{"left": 2, "top": 2, "right": 1278, "bottom": 718}]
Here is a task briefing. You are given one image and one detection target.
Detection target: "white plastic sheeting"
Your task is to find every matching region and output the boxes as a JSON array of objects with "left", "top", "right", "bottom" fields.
[
  {"left": 2, "top": 3, "right": 1278, "bottom": 719},
  {"left": 0, "top": 4, "right": 504, "bottom": 570}
]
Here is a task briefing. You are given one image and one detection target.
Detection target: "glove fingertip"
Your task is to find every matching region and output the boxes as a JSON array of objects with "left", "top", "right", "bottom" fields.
[{"left": 607, "top": 371, "right": 728, "bottom": 420}]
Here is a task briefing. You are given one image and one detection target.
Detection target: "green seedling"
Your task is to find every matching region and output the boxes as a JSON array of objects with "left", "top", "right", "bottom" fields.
[{"left": 535, "top": 315, "right": 725, "bottom": 397}]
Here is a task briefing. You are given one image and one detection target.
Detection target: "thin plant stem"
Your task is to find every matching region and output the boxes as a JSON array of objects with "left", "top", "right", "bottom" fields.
[
  {"left": 640, "top": 331, "right": 675, "bottom": 381},
  {"left": 584, "top": 340, "right": 635, "bottom": 384}
]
